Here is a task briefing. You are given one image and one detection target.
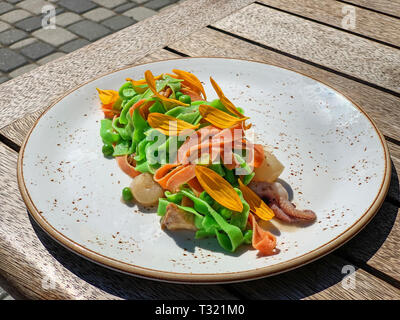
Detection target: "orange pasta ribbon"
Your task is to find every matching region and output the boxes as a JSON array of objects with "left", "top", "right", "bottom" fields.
[
  {"left": 249, "top": 213, "right": 277, "bottom": 256},
  {"left": 238, "top": 179, "right": 274, "bottom": 221},
  {"left": 145, "top": 70, "right": 189, "bottom": 106},
  {"left": 154, "top": 164, "right": 197, "bottom": 192},
  {"left": 147, "top": 113, "right": 199, "bottom": 136},
  {"left": 195, "top": 166, "right": 243, "bottom": 212},
  {"left": 115, "top": 155, "right": 141, "bottom": 178}
]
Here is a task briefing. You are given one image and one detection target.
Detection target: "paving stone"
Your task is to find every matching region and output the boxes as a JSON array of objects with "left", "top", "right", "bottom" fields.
[
  {"left": 9, "top": 36, "right": 36, "bottom": 49},
  {"left": 144, "top": 0, "right": 173, "bottom": 11},
  {"left": 91, "top": 0, "right": 127, "bottom": 9},
  {"left": 37, "top": 51, "right": 65, "bottom": 65},
  {"left": 132, "top": 0, "right": 149, "bottom": 4},
  {"left": 58, "top": 0, "right": 97, "bottom": 14},
  {"left": 68, "top": 20, "right": 111, "bottom": 41},
  {"left": 101, "top": 14, "right": 135, "bottom": 31},
  {"left": 0, "top": 75, "right": 9, "bottom": 84},
  {"left": 19, "top": 40, "right": 55, "bottom": 60},
  {"left": 55, "top": 12, "right": 82, "bottom": 27},
  {"left": 0, "top": 2, "right": 14, "bottom": 15},
  {"left": 32, "top": 26, "right": 77, "bottom": 46},
  {"left": 6, "top": 0, "right": 22, "bottom": 4},
  {"left": 0, "top": 9, "right": 31, "bottom": 23},
  {"left": 114, "top": 2, "right": 137, "bottom": 14},
  {"left": 59, "top": 38, "right": 90, "bottom": 53},
  {"left": 9, "top": 62, "right": 38, "bottom": 78},
  {"left": 17, "top": 0, "right": 53, "bottom": 15},
  {"left": 0, "top": 28, "right": 27, "bottom": 45},
  {"left": 14, "top": 15, "right": 42, "bottom": 32},
  {"left": 123, "top": 6, "right": 157, "bottom": 21},
  {"left": 83, "top": 7, "right": 115, "bottom": 22},
  {"left": 0, "top": 21, "right": 11, "bottom": 33},
  {"left": 0, "top": 48, "right": 27, "bottom": 72}
]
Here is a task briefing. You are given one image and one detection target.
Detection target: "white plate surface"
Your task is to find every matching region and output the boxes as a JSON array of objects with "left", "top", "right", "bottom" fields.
[{"left": 18, "top": 58, "right": 390, "bottom": 283}]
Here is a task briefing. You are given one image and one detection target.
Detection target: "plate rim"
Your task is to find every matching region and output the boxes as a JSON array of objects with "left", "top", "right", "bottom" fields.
[{"left": 17, "top": 57, "right": 391, "bottom": 284}]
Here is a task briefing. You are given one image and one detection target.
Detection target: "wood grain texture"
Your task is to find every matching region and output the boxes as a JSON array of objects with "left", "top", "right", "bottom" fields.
[
  {"left": 341, "top": 0, "right": 400, "bottom": 17},
  {"left": 167, "top": 27, "right": 400, "bottom": 141},
  {"left": 0, "top": 49, "right": 181, "bottom": 147},
  {"left": 227, "top": 254, "right": 400, "bottom": 299},
  {"left": 258, "top": 0, "right": 400, "bottom": 47},
  {"left": 212, "top": 3, "right": 400, "bottom": 93},
  {"left": 0, "top": 143, "right": 240, "bottom": 300},
  {"left": 0, "top": 0, "right": 254, "bottom": 131}
]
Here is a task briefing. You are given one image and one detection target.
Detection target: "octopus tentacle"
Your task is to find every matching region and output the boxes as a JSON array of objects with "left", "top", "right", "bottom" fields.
[
  {"left": 278, "top": 197, "right": 316, "bottom": 221},
  {"left": 270, "top": 202, "right": 295, "bottom": 223},
  {"left": 248, "top": 181, "right": 316, "bottom": 223}
]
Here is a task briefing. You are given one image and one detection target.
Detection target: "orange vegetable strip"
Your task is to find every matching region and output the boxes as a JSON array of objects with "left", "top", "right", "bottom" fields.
[
  {"left": 145, "top": 70, "right": 189, "bottom": 106},
  {"left": 153, "top": 163, "right": 181, "bottom": 189},
  {"left": 187, "top": 177, "right": 204, "bottom": 195},
  {"left": 165, "top": 164, "right": 197, "bottom": 192},
  {"left": 128, "top": 99, "right": 147, "bottom": 116},
  {"left": 195, "top": 166, "right": 243, "bottom": 212},
  {"left": 238, "top": 179, "right": 275, "bottom": 221},
  {"left": 116, "top": 155, "right": 141, "bottom": 178},
  {"left": 249, "top": 213, "right": 277, "bottom": 256}
]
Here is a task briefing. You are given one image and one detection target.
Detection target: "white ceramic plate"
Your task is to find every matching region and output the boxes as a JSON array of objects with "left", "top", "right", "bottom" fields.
[{"left": 18, "top": 58, "right": 390, "bottom": 283}]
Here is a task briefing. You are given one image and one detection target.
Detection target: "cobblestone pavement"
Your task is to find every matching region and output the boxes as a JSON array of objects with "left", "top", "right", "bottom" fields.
[
  {"left": 0, "top": 0, "right": 183, "bottom": 84},
  {"left": 0, "top": 0, "right": 184, "bottom": 300}
]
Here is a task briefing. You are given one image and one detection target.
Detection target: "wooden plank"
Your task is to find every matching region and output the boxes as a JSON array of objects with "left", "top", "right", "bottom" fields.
[
  {"left": 0, "top": 143, "right": 238, "bottom": 300},
  {"left": 212, "top": 3, "right": 400, "bottom": 94},
  {"left": 340, "top": 0, "right": 400, "bottom": 18},
  {"left": 258, "top": 0, "right": 400, "bottom": 47},
  {"left": 227, "top": 254, "right": 400, "bottom": 299},
  {"left": 167, "top": 27, "right": 400, "bottom": 281},
  {"left": 0, "top": 0, "right": 254, "bottom": 131},
  {"left": 167, "top": 27, "right": 400, "bottom": 140}
]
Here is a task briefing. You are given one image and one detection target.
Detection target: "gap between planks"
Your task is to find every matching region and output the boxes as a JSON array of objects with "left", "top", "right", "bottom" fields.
[{"left": 255, "top": 0, "right": 400, "bottom": 49}]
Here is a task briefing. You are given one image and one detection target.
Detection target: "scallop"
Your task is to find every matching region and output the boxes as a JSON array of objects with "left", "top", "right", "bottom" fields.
[{"left": 129, "top": 173, "right": 164, "bottom": 206}]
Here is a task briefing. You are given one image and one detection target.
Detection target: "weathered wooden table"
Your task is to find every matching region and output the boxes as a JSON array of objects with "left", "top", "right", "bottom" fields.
[{"left": 0, "top": 0, "right": 399, "bottom": 300}]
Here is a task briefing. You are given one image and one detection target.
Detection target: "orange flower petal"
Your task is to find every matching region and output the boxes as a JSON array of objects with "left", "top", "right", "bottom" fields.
[
  {"left": 172, "top": 69, "right": 207, "bottom": 100},
  {"left": 144, "top": 70, "right": 189, "bottom": 106},
  {"left": 209, "top": 77, "right": 245, "bottom": 119},
  {"left": 195, "top": 166, "right": 243, "bottom": 212},
  {"left": 199, "top": 104, "right": 249, "bottom": 129},
  {"left": 147, "top": 113, "right": 199, "bottom": 136},
  {"left": 238, "top": 179, "right": 275, "bottom": 221},
  {"left": 97, "top": 88, "right": 119, "bottom": 105}
]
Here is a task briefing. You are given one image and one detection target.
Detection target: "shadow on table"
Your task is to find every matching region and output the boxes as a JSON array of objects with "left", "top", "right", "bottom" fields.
[{"left": 30, "top": 162, "right": 399, "bottom": 300}]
